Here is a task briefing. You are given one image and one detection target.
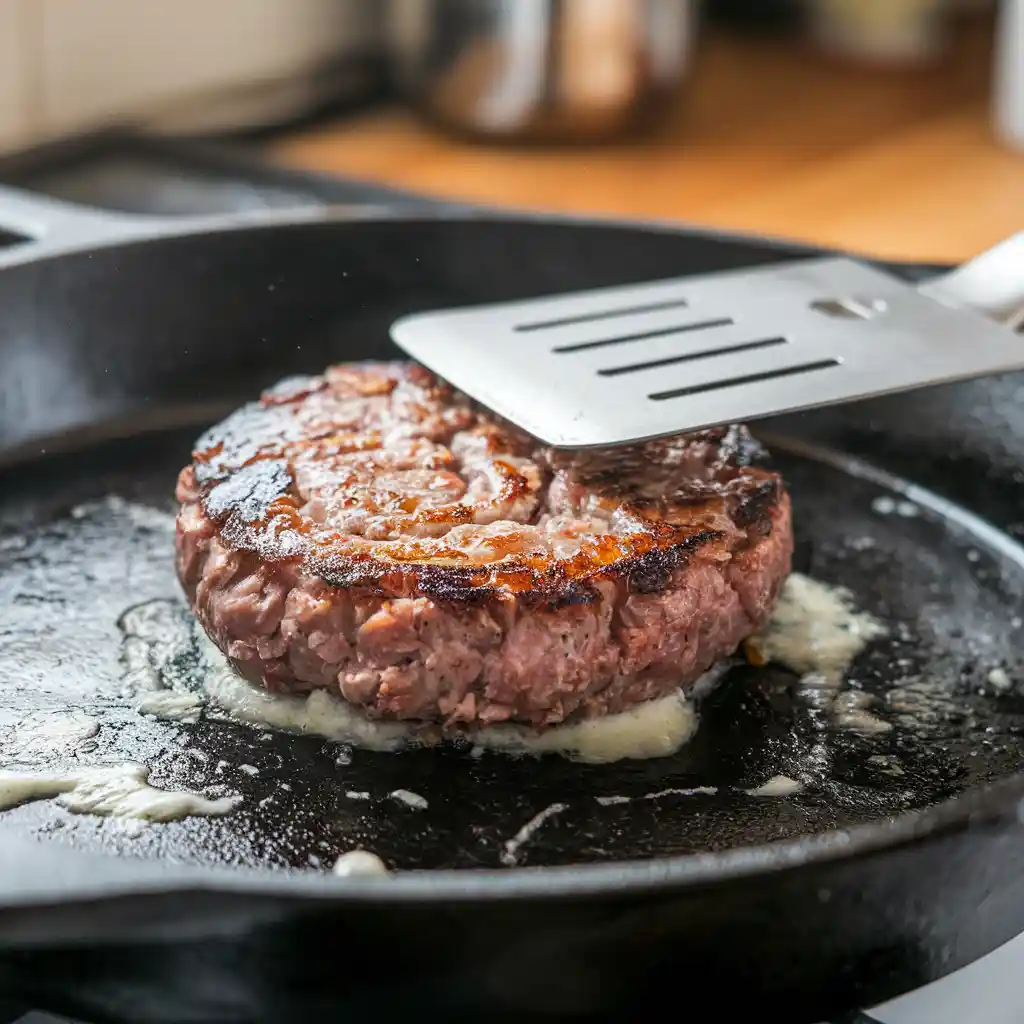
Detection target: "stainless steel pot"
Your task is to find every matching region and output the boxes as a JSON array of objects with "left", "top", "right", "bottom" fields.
[{"left": 385, "top": 0, "right": 700, "bottom": 142}]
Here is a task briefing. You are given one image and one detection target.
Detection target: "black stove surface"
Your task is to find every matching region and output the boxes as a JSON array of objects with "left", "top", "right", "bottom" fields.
[
  {"left": 0, "top": 129, "right": 450, "bottom": 218},
  {"left": 1, "top": 1010, "right": 884, "bottom": 1024}
]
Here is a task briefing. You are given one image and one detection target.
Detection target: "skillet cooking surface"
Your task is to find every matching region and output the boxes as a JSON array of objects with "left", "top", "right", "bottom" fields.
[{"left": 2, "top": 417, "right": 1023, "bottom": 872}]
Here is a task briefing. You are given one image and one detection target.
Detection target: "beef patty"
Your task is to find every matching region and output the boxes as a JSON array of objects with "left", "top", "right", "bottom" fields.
[{"left": 175, "top": 361, "right": 793, "bottom": 729}]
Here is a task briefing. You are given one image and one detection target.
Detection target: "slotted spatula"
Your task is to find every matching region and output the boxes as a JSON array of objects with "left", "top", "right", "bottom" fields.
[{"left": 390, "top": 233, "right": 1024, "bottom": 448}]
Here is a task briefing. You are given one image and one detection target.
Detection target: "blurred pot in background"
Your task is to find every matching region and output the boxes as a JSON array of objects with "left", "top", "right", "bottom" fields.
[{"left": 385, "top": 0, "right": 700, "bottom": 142}]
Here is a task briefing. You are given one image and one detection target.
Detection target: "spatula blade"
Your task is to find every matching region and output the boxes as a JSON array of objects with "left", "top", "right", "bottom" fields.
[{"left": 391, "top": 256, "right": 1024, "bottom": 448}]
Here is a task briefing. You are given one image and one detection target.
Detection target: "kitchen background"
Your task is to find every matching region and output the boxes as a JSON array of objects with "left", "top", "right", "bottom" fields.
[{"left": 0, "top": 0, "right": 1019, "bottom": 264}]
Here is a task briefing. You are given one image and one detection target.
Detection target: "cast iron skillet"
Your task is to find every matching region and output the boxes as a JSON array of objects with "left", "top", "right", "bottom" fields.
[{"left": 1, "top": 187, "right": 1024, "bottom": 1024}]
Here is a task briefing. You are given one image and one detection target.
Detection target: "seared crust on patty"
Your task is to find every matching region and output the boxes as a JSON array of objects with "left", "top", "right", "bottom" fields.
[{"left": 176, "top": 361, "right": 792, "bottom": 728}]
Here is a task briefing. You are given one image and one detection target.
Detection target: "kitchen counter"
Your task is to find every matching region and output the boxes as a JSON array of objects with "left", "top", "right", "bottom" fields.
[{"left": 272, "top": 20, "right": 1021, "bottom": 264}]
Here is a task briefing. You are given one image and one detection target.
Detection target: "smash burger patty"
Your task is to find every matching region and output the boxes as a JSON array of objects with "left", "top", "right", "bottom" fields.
[{"left": 175, "top": 362, "right": 793, "bottom": 729}]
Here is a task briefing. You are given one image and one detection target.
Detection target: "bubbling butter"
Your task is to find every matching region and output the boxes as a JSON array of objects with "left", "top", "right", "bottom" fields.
[
  {"left": 332, "top": 849, "right": 390, "bottom": 877},
  {"left": 114, "top": 498, "right": 885, "bottom": 762},
  {"left": 745, "top": 774, "right": 803, "bottom": 797},
  {"left": 125, "top": 569, "right": 885, "bottom": 764},
  {"left": 136, "top": 690, "right": 206, "bottom": 723},
  {"left": 501, "top": 802, "right": 568, "bottom": 866},
  {"left": 749, "top": 573, "right": 887, "bottom": 687},
  {"left": 390, "top": 788, "right": 428, "bottom": 810},
  {"left": 0, "top": 763, "right": 239, "bottom": 821},
  {"left": 192, "top": 625, "right": 699, "bottom": 764},
  {"left": 747, "top": 572, "right": 889, "bottom": 735}
]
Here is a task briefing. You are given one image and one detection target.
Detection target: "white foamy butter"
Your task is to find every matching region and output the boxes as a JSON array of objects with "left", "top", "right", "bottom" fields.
[
  {"left": 390, "top": 788, "right": 428, "bottom": 810},
  {"left": 136, "top": 690, "right": 206, "bottom": 724},
  {"left": 988, "top": 667, "right": 1013, "bottom": 692},
  {"left": 750, "top": 573, "right": 887, "bottom": 687},
  {"left": 832, "top": 690, "right": 891, "bottom": 735},
  {"left": 194, "top": 628, "right": 698, "bottom": 765},
  {"left": 748, "top": 573, "right": 888, "bottom": 735},
  {"left": 332, "top": 849, "right": 390, "bottom": 877},
  {"left": 501, "top": 802, "right": 568, "bottom": 866},
  {"left": 0, "top": 763, "right": 240, "bottom": 821},
  {"left": 745, "top": 774, "right": 803, "bottom": 797}
]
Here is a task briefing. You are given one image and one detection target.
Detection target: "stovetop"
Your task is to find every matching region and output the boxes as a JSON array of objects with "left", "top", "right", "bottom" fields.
[
  {"left": 0, "top": 129, "right": 449, "bottom": 218},
  {"left": 0, "top": 127, "right": 1019, "bottom": 1024}
]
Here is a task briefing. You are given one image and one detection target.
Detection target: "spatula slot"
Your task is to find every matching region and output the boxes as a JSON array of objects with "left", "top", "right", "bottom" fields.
[
  {"left": 553, "top": 317, "right": 733, "bottom": 354},
  {"left": 598, "top": 336, "right": 787, "bottom": 377},
  {"left": 515, "top": 296, "right": 690, "bottom": 332},
  {"left": 649, "top": 357, "right": 841, "bottom": 402}
]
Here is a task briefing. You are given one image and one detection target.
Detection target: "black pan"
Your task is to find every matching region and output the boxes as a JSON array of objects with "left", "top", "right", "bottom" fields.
[{"left": 1, "top": 187, "right": 1024, "bottom": 1024}]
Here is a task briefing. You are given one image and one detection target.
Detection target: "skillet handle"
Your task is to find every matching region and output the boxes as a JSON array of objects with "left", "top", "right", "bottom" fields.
[
  {"left": 0, "top": 184, "right": 158, "bottom": 264},
  {"left": 917, "top": 232, "right": 1024, "bottom": 329}
]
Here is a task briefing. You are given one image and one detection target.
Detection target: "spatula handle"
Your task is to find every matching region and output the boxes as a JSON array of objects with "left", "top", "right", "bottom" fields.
[{"left": 917, "top": 232, "right": 1024, "bottom": 329}]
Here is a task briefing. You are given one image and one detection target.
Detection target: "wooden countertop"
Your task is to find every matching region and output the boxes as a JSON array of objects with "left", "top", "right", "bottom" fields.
[{"left": 272, "top": 20, "right": 1023, "bottom": 264}]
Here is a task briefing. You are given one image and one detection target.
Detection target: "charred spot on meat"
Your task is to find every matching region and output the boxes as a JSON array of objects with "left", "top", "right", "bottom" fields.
[{"left": 175, "top": 361, "right": 793, "bottom": 730}]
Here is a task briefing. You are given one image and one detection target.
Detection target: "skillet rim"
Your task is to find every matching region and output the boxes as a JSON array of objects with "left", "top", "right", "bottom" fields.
[
  {"left": 1, "top": 205, "right": 1020, "bottom": 906},
  {"left": 3, "top": 772, "right": 1023, "bottom": 908}
]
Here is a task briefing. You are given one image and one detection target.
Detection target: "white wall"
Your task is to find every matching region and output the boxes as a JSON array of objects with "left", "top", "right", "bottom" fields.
[
  {"left": 0, "top": 1, "right": 34, "bottom": 151},
  {"left": 0, "top": 0, "right": 379, "bottom": 151}
]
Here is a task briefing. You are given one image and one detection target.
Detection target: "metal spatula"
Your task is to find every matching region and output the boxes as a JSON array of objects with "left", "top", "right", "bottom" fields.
[{"left": 390, "top": 233, "right": 1024, "bottom": 448}]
